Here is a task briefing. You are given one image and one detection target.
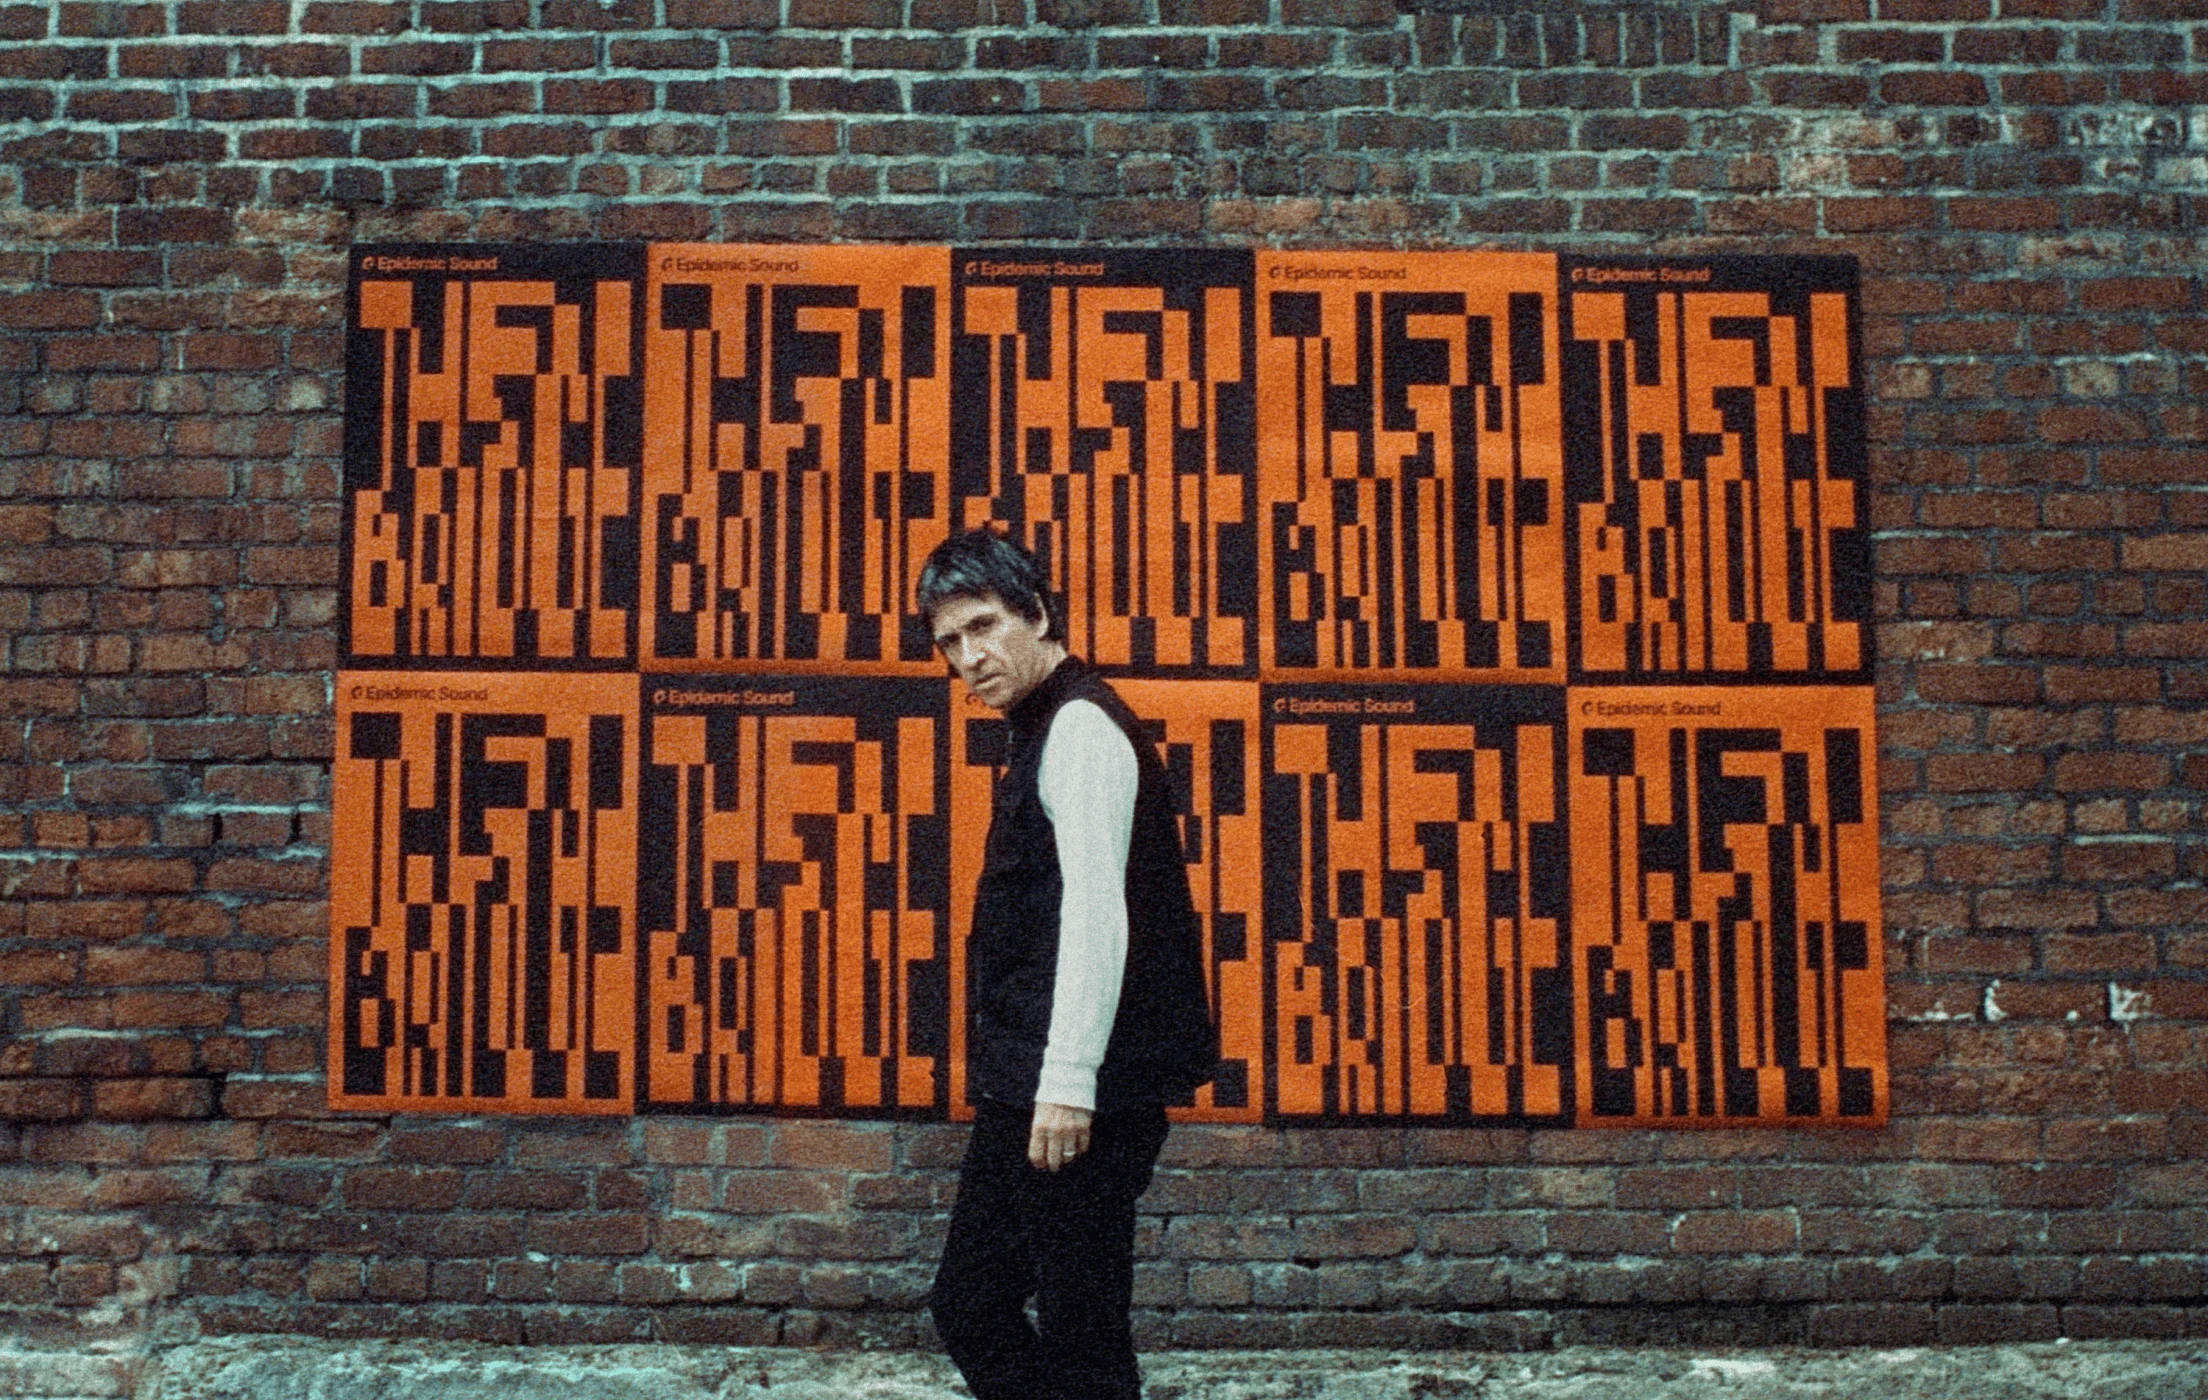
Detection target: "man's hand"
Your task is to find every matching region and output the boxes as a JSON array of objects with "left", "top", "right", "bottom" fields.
[{"left": 1028, "top": 1101, "right": 1093, "bottom": 1172}]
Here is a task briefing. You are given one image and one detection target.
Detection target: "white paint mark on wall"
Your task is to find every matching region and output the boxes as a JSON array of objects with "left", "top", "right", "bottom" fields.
[
  {"left": 1908, "top": 998, "right": 1972, "bottom": 1022},
  {"left": 1691, "top": 1357, "right": 1780, "bottom": 1382},
  {"left": 2110, "top": 983, "right": 2153, "bottom": 1023}
]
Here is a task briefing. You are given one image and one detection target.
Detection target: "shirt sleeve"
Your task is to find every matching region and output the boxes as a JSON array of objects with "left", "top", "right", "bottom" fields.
[{"left": 1034, "top": 699, "right": 1138, "bottom": 1112}]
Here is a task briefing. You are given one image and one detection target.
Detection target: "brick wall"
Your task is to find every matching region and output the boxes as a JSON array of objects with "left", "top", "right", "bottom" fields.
[{"left": 2, "top": 0, "right": 2205, "bottom": 1354}]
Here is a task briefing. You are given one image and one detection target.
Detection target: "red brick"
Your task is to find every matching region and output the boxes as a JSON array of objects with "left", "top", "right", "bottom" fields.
[
  {"left": 303, "top": 1, "right": 411, "bottom": 32},
  {"left": 1917, "top": 664, "right": 2037, "bottom": 704},
  {"left": 541, "top": 0, "right": 653, "bottom": 24},
  {"left": 0, "top": 1080, "right": 82, "bottom": 1120},
  {"left": 344, "top": 1167, "right": 467, "bottom": 1210},
  {"left": 91, "top": 1077, "right": 215, "bottom": 1120},
  {"left": 1838, "top": 30, "right": 1944, "bottom": 62},
  {"left": 25, "top": 900, "right": 145, "bottom": 940},
  {"left": 1674, "top": 1211, "right": 1798, "bottom": 1253},
  {"left": 116, "top": 208, "right": 234, "bottom": 245},
  {"left": 83, "top": 946, "right": 204, "bottom": 985},
  {"left": 2045, "top": 666, "right": 2161, "bottom": 702},
  {"left": 2038, "top": 405, "right": 2151, "bottom": 443},
  {"left": 65, "top": 86, "right": 176, "bottom": 121},
  {"left": 664, "top": 0, "right": 775, "bottom": 19},
  {"left": 543, "top": 79, "right": 653, "bottom": 114},
  {"left": 0, "top": 950, "right": 78, "bottom": 986},
  {"left": 2051, "top": 753, "right": 2170, "bottom": 790},
  {"left": 527, "top": 1214, "right": 655, "bottom": 1256},
  {"left": 177, "top": 0, "right": 286, "bottom": 29},
  {"left": 0, "top": 291, "right": 99, "bottom": 329},
  {"left": 1928, "top": 844, "right": 2053, "bottom": 887},
  {"left": 789, "top": 77, "right": 903, "bottom": 113},
  {"left": 76, "top": 857, "right": 196, "bottom": 894},
  {"left": 47, "top": 251, "right": 161, "bottom": 287},
  {"left": 788, "top": 0, "right": 900, "bottom": 19},
  {"left": 90, "top": 991, "right": 225, "bottom": 1033},
  {"left": 180, "top": 334, "right": 283, "bottom": 371},
  {"left": 1916, "top": 933, "right": 2034, "bottom": 973},
  {"left": 767, "top": 1123, "right": 895, "bottom": 1172},
  {"left": 1825, "top": 197, "right": 1939, "bottom": 231},
  {"left": 1975, "top": 888, "right": 2099, "bottom": 931},
  {"left": 1926, "top": 754, "right": 2045, "bottom": 792},
  {"left": 2081, "top": 277, "right": 2196, "bottom": 312},
  {"left": 219, "top": 1078, "right": 327, "bottom": 1118},
  {"left": 1291, "top": 1217, "right": 1417, "bottom": 1258}
]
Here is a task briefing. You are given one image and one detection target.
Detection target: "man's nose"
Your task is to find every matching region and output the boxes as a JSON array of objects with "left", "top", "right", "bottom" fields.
[{"left": 947, "top": 635, "right": 982, "bottom": 670}]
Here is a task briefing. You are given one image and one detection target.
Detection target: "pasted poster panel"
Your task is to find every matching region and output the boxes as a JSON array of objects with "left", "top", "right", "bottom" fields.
[
  {"left": 329, "top": 245, "right": 1887, "bottom": 1130},
  {"left": 949, "top": 682, "right": 1266, "bottom": 1123},
  {"left": 637, "top": 677, "right": 953, "bottom": 1116},
  {"left": 1560, "top": 258, "right": 1869, "bottom": 683},
  {"left": 1255, "top": 252, "right": 1566, "bottom": 682},
  {"left": 343, "top": 245, "right": 646, "bottom": 669},
  {"left": 331, "top": 672, "right": 639, "bottom": 1114},
  {"left": 641, "top": 247, "right": 955, "bottom": 673},
  {"left": 1262, "top": 685, "right": 1572, "bottom": 1126},
  {"left": 1109, "top": 682, "right": 1266, "bottom": 1123},
  {"left": 1569, "top": 687, "right": 1885, "bottom": 1126},
  {"left": 950, "top": 250, "right": 1259, "bottom": 676}
]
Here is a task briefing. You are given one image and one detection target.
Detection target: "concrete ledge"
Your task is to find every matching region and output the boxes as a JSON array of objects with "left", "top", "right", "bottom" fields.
[
  {"left": 92, "top": 1337, "right": 2208, "bottom": 1400},
  {"left": 0, "top": 1350, "right": 140, "bottom": 1400}
]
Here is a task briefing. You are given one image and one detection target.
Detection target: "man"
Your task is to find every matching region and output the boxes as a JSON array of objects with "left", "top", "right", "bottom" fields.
[{"left": 919, "top": 528, "right": 1217, "bottom": 1400}]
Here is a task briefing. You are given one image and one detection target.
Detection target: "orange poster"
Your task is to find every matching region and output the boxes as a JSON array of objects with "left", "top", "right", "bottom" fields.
[
  {"left": 1560, "top": 259, "right": 1869, "bottom": 681},
  {"left": 1254, "top": 251, "right": 1566, "bottom": 682},
  {"left": 636, "top": 676, "right": 951, "bottom": 1115},
  {"left": 1265, "top": 686, "right": 1569, "bottom": 1123},
  {"left": 640, "top": 246, "right": 954, "bottom": 672},
  {"left": 337, "top": 246, "right": 1882, "bottom": 1126},
  {"left": 345, "top": 246, "right": 644, "bottom": 668},
  {"left": 331, "top": 670, "right": 639, "bottom": 1114},
  {"left": 1569, "top": 687, "right": 1886, "bottom": 1124},
  {"left": 949, "top": 251, "right": 1257, "bottom": 675}
]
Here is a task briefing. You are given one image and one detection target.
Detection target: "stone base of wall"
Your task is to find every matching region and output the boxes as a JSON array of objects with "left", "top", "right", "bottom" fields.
[{"left": 0, "top": 1337, "right": 2191, "bottom": 1400}]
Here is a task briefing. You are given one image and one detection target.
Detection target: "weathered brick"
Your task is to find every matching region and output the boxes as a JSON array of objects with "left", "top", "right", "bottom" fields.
[
  {"left": 0, "top": 291, "right": 100, "bottom": 329},
  {"left": 91, "top": 1077, "right": 216, "bottom": 1120},
  {"left": 4, "top": 0, "right": 2206, "bottom": 1354}
]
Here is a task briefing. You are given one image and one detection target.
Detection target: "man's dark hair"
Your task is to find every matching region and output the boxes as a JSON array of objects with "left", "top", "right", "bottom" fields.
[{"left": 916, "top": 528, "right": 1064, "bottom": 644}]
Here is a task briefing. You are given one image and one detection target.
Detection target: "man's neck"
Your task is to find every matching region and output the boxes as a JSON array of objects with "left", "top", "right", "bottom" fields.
[{"left": 1005, "top": 650, "right": 1076, "bottom": 730}]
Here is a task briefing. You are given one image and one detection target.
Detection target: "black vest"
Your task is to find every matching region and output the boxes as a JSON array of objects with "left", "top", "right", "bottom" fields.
[{"left": 967, "top": 657, "right": 1219, "bottom": 1111}]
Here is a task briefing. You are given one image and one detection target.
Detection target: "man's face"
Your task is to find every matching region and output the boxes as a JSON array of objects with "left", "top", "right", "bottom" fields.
[{"left": 930, "top": 592, "right": 1060, "bottom": 713}]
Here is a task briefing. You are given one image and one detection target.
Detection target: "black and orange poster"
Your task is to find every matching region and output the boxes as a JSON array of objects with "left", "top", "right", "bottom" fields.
[{"left": 335, "top": 245, "right": 1882, "bottom": 1128}]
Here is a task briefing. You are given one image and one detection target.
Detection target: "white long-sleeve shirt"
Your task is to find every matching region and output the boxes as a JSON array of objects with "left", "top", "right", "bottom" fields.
[{"left": 1031, "top": 698, "right": 1138, "bottom": 1112}]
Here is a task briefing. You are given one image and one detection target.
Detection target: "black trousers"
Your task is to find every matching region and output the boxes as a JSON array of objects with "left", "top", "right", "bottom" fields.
[{"left": 930, "top": 1098, "right": 1171, "bottom": 1400}]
